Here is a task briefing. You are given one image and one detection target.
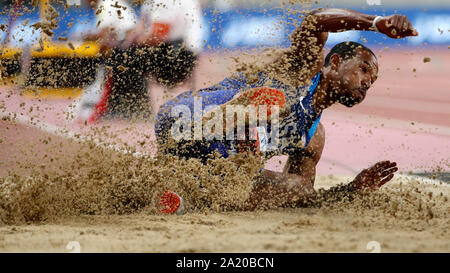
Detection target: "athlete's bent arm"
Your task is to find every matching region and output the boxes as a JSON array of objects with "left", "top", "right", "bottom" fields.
[
  {"left": 246, "top": 123, "right": 399, "bottom": 209},
  {"left": 245, "top": 123, "right": 325, "bottom": 209}
]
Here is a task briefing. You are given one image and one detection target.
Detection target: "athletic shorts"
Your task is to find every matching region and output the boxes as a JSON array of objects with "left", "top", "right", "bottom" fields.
[
  {"left": 155, "top": 106, "right": 235, "bottom": 162},
  {"left": 155, "top": 90, "right": 259, "bottom": 162}
]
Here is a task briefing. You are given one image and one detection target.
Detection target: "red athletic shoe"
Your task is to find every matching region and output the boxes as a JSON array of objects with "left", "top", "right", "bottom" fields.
[{"left": 159, "top": 190, "right": 184, "bottom": 214}]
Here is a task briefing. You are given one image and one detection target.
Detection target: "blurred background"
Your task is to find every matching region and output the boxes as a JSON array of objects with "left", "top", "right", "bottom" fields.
[
  {"left": 1, "top": 0, "right": 449, "bottom": 50},
  {"left": 0, "top": 0, "right": 448, "bottom": 89}
]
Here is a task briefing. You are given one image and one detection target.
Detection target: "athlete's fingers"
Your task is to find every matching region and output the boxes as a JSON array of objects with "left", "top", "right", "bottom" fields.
[
  {"left": 407, "top": 20, "right": 419, "bottom": 36},
  {"left": 378, "top": 173, "right": 395, "bottom": 187},
  {"left": 378, "top": 161, "right": 396, "bottom": 169},
  {"left": 374, "top": 160, "right": 391, "bottom": 170},
  {"left": 392, "top": 15, "right": 400, "bottom": 29},
  {"left": 374, "top": 162, "right": 396, "bottom": 177},
  {"left": 405, "top": 20, "right": 413, "bottom": 34},
  {"left": 385, "top": 16, "right": 393, "bottom": 28},
  {"left": 402, "top": 17, "right": 409, "bottom": 32},
  {"left": 394, "top": 16, "right": 405, "bottom": 38},
  {"left": 407, "top": 20, "right": 412, "bottom": 31},
  {"left": 375, "top": 160, "right": 390, "bottom": 167},
  {"left": 379, "top": 165, "right": 397, "bottom": 177},
  {"left": 397, "top": 16, "right": 405, "bottom": 32},
  {"left": 406, "top": 18, "right": 413, "bottom": 33},
  {"left": 388, "top": 161, "right": 397, "bottom": 168},
  {"left": 380, "top": 167, "right": 398, "bottom": 177},
  {"left": 403, "top": 16, "right": 409, "bottom": 32},
  {"left": 399, "top": 16, "right": 406, "bottom": 30},
  {"left": 405, "top": 26, "right": 419, "bottom": 37},
  {"left": 381, "top": 161, "right": 397, "bottom": 169}
]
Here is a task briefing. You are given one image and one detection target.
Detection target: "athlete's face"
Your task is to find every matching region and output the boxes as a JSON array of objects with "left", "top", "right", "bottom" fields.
[{"left": 332, "top": 49, "right": 379, "bottom": 107}]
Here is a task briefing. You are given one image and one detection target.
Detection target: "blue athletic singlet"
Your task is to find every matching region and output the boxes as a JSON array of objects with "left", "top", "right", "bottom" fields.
[{"left": 155, "top": 71, "right": 322, "bottom": 160}]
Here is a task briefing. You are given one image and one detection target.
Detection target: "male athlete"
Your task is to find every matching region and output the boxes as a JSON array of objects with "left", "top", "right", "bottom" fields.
[{"left": 155, "top": 8, "right": 418, "bottom": 213}]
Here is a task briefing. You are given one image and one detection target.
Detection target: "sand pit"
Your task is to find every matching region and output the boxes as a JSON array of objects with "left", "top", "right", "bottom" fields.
[
  {"left": 0, "top": 116, "right": 449, "bottom": 252},
  {"left": 0, "top": 175, "right": 448, "bottom": 253}
]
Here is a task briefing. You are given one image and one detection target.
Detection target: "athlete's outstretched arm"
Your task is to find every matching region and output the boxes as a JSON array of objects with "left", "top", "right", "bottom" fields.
[
  {"left": 303, "top": 8, "right": 417, "bottom": 34},
  {"left": 292, "top": 8, "right": 418, "bottom": 49},
  {"left": 286, "top": 8, "right": 418, "bottom": 80}
]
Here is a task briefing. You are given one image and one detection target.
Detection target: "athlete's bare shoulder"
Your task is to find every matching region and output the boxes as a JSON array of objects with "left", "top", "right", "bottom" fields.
[
  {"left": 260, "top": 9, "right": 328, "bottom": 87},
  {"left": 233, "top": 48, "right": 285, "bottom": 74},
  {"left": 260, "top": 46, "right": 323, "bottom": 88}
]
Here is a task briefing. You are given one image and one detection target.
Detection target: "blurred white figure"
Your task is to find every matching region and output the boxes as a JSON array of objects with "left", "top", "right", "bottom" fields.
[
  {"left": 211, "top": 0, "right": 233, "bottom": 11},
  {"left": 75, "top": 0, "right": 137, "bottom": 121},
  {"left": 140, "top": 0, "right": 203, "bottom": 55}
]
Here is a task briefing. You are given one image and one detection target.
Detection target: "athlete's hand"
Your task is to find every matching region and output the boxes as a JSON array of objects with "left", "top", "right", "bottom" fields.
[
  {"left": 376, "top": 15, "right": 418, "bottom": 39},
  {"left": 351, "top": 161, "right": 398, "bottom": 191}
]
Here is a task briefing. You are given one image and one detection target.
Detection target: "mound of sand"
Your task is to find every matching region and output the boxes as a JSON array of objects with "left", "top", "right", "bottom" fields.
[
  {"left": 0, "top": 118, "right": 449, "bottom": 252},
  {"left": 0, "top": 174, "right": 448, "bottom": 252}
]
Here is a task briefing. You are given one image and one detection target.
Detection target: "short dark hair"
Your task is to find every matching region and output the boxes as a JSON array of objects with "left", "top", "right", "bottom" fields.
[{"left": 324, "top": 41, "right": 376, "bottom": 66}]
